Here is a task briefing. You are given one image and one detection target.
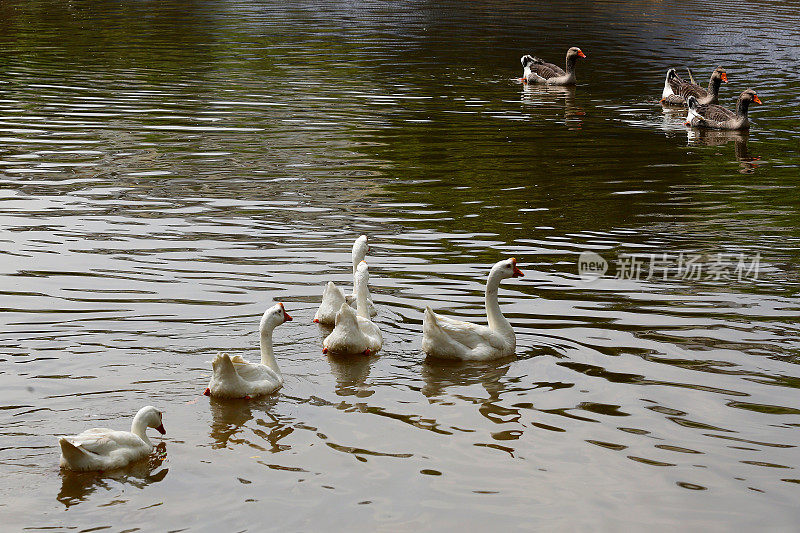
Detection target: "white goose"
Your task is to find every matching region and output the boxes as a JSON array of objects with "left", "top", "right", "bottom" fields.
[
  {"left": 323, "top": 261, "right": 383, "bottom": 356},
  {"left": 422, "top": 258, "right": 524, "bottom": 361},
  {"left": 204, "top": 303, "right": 292, "bottom": 399},
  {"left": 58, "top": 405, "right": 165, "bottom": 471},
  {"left": 314, "top": 235, "right": 376, "bottom": 325}
]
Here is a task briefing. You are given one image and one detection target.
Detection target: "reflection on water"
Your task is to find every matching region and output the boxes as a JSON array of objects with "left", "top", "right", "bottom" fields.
[
  {"left": 421, "top": 358, "right": 511, "bottom": 401},
  {"left": 2, "top": 0, "right": 800, "bottom": 530},
  {"left": 208, "top": 396, "right": 290, "bottom": 453},
  {"left": 687, "top": 128, "right": 759, "bottom": 172},
  {"left": 326, "top": 352, "right": 377, "bottom": 397},
  {"left": 57, "top": 443, "right": 169, "bottom": 509},
  {"left": 208, "top": 397, "right": 257, "bottom": 449},
  {"left": 521, "top": 84, "right": 585, "bottom": 129}
]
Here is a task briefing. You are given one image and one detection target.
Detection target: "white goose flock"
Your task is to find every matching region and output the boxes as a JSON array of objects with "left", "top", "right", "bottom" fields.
[{"left": 58, "top": 234, "right": 525, "bottom": 471}]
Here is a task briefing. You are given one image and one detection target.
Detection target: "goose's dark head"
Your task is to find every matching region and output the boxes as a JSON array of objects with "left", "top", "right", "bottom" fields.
[
  {"left": 567, "top": 47, "right": 586, "bottom": 60},
  {"left": 686, "top": 95, "right": 699, "bottom": 110},
  {"left": 741, "top": 89, "right": 761, "bottom": 105}
]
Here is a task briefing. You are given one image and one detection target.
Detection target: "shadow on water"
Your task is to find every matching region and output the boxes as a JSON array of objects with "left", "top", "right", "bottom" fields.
[{"left": 56, "top": 442, "right": 169, "bottom": 509}]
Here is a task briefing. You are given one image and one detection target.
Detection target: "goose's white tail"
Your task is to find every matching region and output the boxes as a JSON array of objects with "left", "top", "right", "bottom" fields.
[
  {"left": 662, "top": 68, "right": 677, "bottom": 99},
  {"left": 212, "top": 353, "right": 237, "bottom": 377},
  {"left": 59, "top": 437, "right": 90, "bottom": 467},
  {"left": 422, "top": 307, "right": 439, "bottom": 336},
  {"left": 421, "top": 306, "right": 458, "bottom": 359}
]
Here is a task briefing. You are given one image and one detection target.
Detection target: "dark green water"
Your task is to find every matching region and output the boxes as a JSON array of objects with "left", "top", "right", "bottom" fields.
[{"left": 1, "top": 1, "right": 799, "bottom": 530}]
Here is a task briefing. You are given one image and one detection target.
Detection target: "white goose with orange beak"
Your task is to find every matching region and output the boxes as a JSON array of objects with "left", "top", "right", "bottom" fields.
[
  {"left": 422, "top": 258, "right": 524, "bottom": 361},
  {"left": 314, "top": 235, "right": 376, "bottom": 325},
  {"left": 204, "top": 303, "right": 292, "bottom": 399}
]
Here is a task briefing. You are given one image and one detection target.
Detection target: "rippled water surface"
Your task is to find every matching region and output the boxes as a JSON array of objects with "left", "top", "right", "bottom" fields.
[{"left": 2, "top": 1, "right": 800, "bottom": 530}]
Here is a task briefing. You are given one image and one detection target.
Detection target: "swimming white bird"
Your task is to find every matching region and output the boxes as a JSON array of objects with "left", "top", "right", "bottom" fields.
[
  {"left": 314, "top": 235, "right": 376, "bottom": 325},
  {"left": 204, "top": 302, "right": 292, "bottom": 399},
  {"left": 422, "top": 258, "right": 524, "bottom": 361},
  {"left": 58, "top": 405, "right": 165, "bottom": 471},
  {"left": 323, "top": 261, "right": 383, "bottom": 356}
]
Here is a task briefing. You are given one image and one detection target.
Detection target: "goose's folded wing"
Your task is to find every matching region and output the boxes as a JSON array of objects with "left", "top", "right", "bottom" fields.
[
  {"left": 68, "top": 430, "right": 142, "bottom": 455},
  {"left": 233, "top": 362, "right": 279, "bottom": 383},
  {"left": 356, "top": 316, "right": 383, "bottom": 345},
  {"left": 696, "top": 103, "right": 735, "bottom": 122},
  {"left": 667, "top": 73, "right": 688, "bottom": 93},
  {"left": 530, "top": 62, "right": 565, "bottom": 79},
  {"left": 678, "top": 83, "right": 708, "bottom": 100},
  {"left": 432, "top": 314, "right": 505, "bottom": 350},
  {"left": 662, "top": 94, "right": 686, "bottom": 105}
]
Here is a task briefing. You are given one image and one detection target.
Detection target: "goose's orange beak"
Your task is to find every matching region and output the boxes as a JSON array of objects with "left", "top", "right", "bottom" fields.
[
  {"left": 279, "top": 302, "right": 292, "bottom": 321},
  {"left": 578, "top": 50, "right": 586, "bottom": 58},
  {"left": 155, "top": 424, "right": 166, "bottom": 435},
  {"left": 753, "top": 95, "right": 762, "bottom": 104},
  {"left": 721, "top": 72, "right": 728, "bottom": 83},
  {"left": 511, "top": 257, "right": 524, "bottom": 277}
]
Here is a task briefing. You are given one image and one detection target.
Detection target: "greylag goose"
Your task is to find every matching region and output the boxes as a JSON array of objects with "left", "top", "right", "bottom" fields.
[
  {"left": 520, "top": 47, "right": 586, "bottom": 86},
  {"left": 685, "top": 89, "right": 761, "bottom": 130},
  {"left": 661, "top": 66, "right": 727, "bottom": 106}
]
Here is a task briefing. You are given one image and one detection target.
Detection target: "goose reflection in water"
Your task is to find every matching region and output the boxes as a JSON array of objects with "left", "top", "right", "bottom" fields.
[
  {"left": 326, "top": 351, "right": 378, "bottom": 398},
  {"left": 57, "top": 442, "right": 168, "bottom": 509},
  {"left": 421, "top": 358, "right": 511, "bottom": 403},
  {"left": 687, "top": 128, "right": 759, "bottom": 172},
  {"left": 421, "top": 359, "right": 523, "bottom": 453},
  {"left": 521, "top": 84, "right": 584, "bottom": 129},
  {"left": 208, "top": 396, "right": 291, "bottom": 453}
]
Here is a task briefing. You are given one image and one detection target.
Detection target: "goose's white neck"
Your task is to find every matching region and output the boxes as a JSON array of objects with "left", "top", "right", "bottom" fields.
[
  {"left": 485, "top": 270, "right": 513, "bottom": 338},
  {"left": 355, "top": 273, "right": 370, "bottom": 318},
  {"left": 260, "top": 327, "right": 280, "bottom": 374},
  {"left": 352, "top": 247, "right": 367, "bottom": 276},
  {"left": 131, "top": 411, "right": 153, "bottom": 447}
]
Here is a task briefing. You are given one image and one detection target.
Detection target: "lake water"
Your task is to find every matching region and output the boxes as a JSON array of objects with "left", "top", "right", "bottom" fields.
[{"left": 2, "top": 1, "right": 799, "bottom": 530}]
